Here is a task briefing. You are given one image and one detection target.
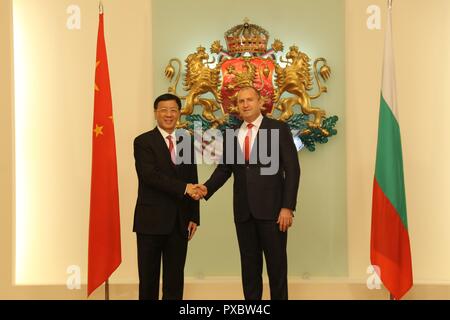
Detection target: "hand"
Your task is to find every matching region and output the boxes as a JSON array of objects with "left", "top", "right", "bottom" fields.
[
  {"left": 277, "top": 208, "right": 293, "bottom": 232},
  {"left": 186, "top": 183, "right": 200, "bottom": 200},
  {"left": 195, "top": 184, "right": 208, "bottom": 199},
  {"left": 186, "top": 184, "right": 208, "bottom": 200},
  {"left": 187, "top": 221, "right": 197, "bottom": 241}
]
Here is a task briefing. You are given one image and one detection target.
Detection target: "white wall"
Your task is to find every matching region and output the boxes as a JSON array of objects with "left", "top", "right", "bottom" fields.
[
  {"left": 2, "top": 0, "right": 450, "bottom": 299},
  {"left": 12, "top": 0, "right": 153, "bottom": 285},
  {"left": 0, "top": 0, "right": 14, "bottom": 297},
  {"left": 346, "top": 0, "right": 450, "bottom": 283}
]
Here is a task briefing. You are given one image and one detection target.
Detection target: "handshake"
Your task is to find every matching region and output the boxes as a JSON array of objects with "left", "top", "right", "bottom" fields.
[{"left": 186, "top": 183, "right": 208, "bottom": 201}]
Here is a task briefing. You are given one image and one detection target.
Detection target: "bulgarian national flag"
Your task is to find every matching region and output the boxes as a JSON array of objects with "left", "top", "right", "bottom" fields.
[
  {"left": 370, "top": 3, "right": 413, "bottom": 300},
  {"left": 88, "top": 10, "right": 122, "bottom": 297}
]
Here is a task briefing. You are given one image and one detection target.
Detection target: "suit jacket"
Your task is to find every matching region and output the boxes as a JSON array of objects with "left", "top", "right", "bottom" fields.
[
  {"left": 204, "top": 116, "right": 300, "bottom": 222},
  {"left": 133, "top": 127, "right": 199, "bottom": 235}
]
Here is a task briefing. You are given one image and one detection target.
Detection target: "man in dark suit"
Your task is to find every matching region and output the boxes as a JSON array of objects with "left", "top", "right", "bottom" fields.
[
  {"left": 199, "top": 86, "right": 300, "bottom": 300},
  {"left": 133, "top": 93, "right": 200, "bottom": 300}
]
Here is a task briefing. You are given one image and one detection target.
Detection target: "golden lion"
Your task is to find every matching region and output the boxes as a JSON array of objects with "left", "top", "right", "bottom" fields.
[
  {"left": 165, "top": 46, "right": 226, "bottom": 128},
  {"left": 273, "top": 45, "right": 331, "bottom": 131}
]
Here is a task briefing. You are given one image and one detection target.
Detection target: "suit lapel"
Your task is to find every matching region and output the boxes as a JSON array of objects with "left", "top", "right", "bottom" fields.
[
  {"left": 174, "top": 132, "right": 188, "bottom": 174},
  {"left": 152, "top": 127, "right": 177, "bottom": 173},
  {"left": 250, "top": 116, "right": 269, "bottom": 163},
  {"left": 233, "top": 128, "right": 244, "bottom": 163}
]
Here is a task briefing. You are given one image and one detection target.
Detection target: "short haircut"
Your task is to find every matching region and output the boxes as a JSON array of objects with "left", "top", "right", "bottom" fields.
[
  {"left": 153, "top": 93, "right": 182, "bottom": 110},
  {"left": 237, "top": 86, "right": 261, "bottom": 98}
]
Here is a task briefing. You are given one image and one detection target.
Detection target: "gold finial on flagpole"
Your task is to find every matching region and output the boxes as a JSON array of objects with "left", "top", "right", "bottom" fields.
[
  {"left": 99, "top": 1, "right": 103, "bottom": 14},
  {"left": 388, "top": 0, "right": 392, "bottom": 9}
]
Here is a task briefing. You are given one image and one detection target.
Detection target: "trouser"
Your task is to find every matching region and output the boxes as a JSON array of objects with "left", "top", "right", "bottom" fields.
[
  {"left": 235, "top": 217, "right": 288, "bottom": 300},
  {"left": 136, "top": 227, "right": 188, "bottom": 300}
]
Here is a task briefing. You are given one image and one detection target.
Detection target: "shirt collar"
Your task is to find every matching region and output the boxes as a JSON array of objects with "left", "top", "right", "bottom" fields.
[
  {"left": 242, "top": 114, "right": 263, "bottom": 130},
  {"left": 157, "top": 126, "right": 176, "bottom": 140}
]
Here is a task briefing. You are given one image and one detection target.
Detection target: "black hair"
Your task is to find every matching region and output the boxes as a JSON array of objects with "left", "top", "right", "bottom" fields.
[{"left": 153, "top": 93, "right": 182, "bottom": 110}]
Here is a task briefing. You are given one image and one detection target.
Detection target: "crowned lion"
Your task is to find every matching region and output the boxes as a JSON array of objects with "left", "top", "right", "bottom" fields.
[
  {"left": 165, "top": 46, "right": 227, "bottom": 128},
  {"left": 273, "top": 45, "right": 331, "bottom": 131}
]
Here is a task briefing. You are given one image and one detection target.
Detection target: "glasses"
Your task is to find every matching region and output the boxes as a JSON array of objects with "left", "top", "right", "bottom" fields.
[{"left": 156, "top": 108, "right": 179, "bottom": 114}]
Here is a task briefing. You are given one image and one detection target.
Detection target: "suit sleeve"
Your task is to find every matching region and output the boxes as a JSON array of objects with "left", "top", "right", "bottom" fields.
[
  {"left": 203, "top": 163, "right": 232, "bottom": 201},
  {"left": 203, "top": 134, "right": 233, "bottom": 200},
  {"left": 188, "top": 150, "right": 200, "bottom": 225},
  {"left": 279, "top": 122, "right": 301, "bottom": 210},
  {"left": 134, "top": 138, "right": 186, "bottom": 199}
]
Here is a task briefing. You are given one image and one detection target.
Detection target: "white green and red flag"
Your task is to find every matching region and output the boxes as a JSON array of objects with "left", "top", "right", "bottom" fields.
[{"left": 370, "top": 4, "right": 413, "bottom": 300}]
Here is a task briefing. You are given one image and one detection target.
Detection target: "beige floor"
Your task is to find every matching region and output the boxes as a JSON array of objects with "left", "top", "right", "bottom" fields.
[{"left": 2, "top": 279, "right": 450, "bottom": 300}]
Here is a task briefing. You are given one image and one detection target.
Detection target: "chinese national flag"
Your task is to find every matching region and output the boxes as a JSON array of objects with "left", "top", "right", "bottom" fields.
[{"left": 88, "top": 11, "right": 121, "bottom": 297}]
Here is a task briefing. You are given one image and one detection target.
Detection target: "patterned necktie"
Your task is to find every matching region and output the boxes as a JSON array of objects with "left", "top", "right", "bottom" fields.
[
  {"left": 167, "top": 135, "right": 176, "bottom": 164},
  {"left": 244, "top": 123, "right": 254, "bottom": 162}
]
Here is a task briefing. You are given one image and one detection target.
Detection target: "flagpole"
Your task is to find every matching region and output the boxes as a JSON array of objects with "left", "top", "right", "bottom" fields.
[
  {"left": 388, "top": 0, "right": 394, "bottom": 302},
  {"left": 100, "top": 0, "right": 110, "bottom": 302},
  {"left": 88, "top": 0, "right": 121, "bottom": 300},
  {"left": 99, "top": 1, "right": 111, "bottom": 302},
  {"left": 105, "top": 279, "right": 110, "bottom": 300},
  {"left": 371, "top": 0, "right": 412, "bottom": 301}
]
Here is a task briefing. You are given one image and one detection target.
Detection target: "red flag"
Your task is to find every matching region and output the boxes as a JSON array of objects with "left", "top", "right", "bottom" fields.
[{"left": 88, "top": 11, "right": 121, "bottom": 297}]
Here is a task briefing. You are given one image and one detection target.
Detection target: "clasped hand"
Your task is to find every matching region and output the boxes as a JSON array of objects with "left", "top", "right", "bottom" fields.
[{"left": 186, "top": 184, "right": 208, "bottom": 200}]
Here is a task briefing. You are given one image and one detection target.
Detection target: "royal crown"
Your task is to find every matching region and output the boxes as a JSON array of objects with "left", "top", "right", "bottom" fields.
[{"left": 225, "top": 19, "right": 269, "bottom": 55}]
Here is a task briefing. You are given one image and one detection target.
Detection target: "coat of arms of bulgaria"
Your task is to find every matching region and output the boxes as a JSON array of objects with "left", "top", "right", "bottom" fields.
[{"left": 164, "top": 19, "right": 338, "bottom": 151}]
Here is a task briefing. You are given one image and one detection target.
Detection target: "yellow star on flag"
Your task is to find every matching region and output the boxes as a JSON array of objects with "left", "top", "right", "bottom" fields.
[{"left": 93, "top": 124, "right": 104, "bottom": 137}]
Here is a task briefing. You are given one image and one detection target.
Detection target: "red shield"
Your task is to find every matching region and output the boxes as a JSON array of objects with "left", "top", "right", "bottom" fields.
[{"left": 220, "top": 57, "right": 275, "bottom": 115}]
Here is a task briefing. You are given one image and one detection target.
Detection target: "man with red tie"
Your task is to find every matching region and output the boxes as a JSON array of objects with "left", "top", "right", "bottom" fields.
[
  {"left": 200, "top": 86, "right": 301, "bottom": 300},
  {"left": 133, "top": 93, "right": 200, "bottom": 300}
]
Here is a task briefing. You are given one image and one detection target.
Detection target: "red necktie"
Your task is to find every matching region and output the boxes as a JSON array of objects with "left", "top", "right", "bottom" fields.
[
  {"left": 244, "top": 123, "right": 254, "bottom": 162},
  {"left": 167, "top": 135, "right": 176, "bottom": 164}
]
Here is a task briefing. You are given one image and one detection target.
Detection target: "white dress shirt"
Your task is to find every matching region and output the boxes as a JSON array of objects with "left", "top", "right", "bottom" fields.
[
  {"left": 158, "top": 127, "right": 190, "bottom": 194},
  {"left": 237, "top": 113, "right": 263, "bottom": 153},
  {"left": 157, "top": 126, "right": 177, "bottom": 155}
]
